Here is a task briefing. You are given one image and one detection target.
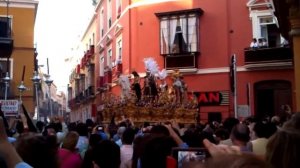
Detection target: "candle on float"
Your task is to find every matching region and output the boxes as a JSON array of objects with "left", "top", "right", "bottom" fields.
[
  {"left": 22, "top": 65, "right": 26, "bottom": 81},
  {"left": 47, "top": 58, "right": 49, "bottom": 75}
]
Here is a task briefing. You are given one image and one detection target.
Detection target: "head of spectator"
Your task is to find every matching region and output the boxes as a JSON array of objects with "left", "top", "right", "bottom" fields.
[
  {"left": 230, "top": 124, "right": 250, "bottom": 148},
  {"left": 61, "top": 131, "right": 79, "bottom": 152},
  {"left": 122, "top": 127, "right": 136, "bottom": 145},
  {"left": 68, "top": 122, "right": 77, "bottom": 132},
  {"left": 250, "top": 38, "right": 258, "bottom": 48},
  {"left": 76, "top": 123, "right": 88, "bottom": 137},
  {"left": 266, "top": 113, "right": 300, "bottom": 168},
  {"left": 89, "top": 133, "right": 103, "bottom": 149},
  {"left": 243, "top": 116, "right": 257, "bottom": 126},
  {"left": 86, "top": 119, "right": 94, "bottom": 133},
  {"left": 43, "top": 123, "right": 57, "bottom": 136},
  {"left": 258, "top": 38, "right": 263, "bottom": 47},
  {"left": 223, "top": 118, "right": 239, "bottom": 135},
  {"left": 140, "top": 134, "right": 177, "bottom": 168},
  {"left": 15, "top": 120, "right": 24, "bottom": 135},
  {"left": 253, "top": 121, "right": 269, "bottom": 139},
  {"left": 271, "top": 115, "right": 281, "bottom": 126},
  {"left": 15, "top": 133, "right": 59, "bottom": 168},
  {"left": 215, "top": 128, "right": 229, "bottom": 143},
  {"left": 94, "top": 125, "right": 109, "bottom": 140},
  {"left": 262, "top": 38, "right": 268, "bottom": 47},
  {"left": 36, "top": 121, "right": 45, "bottom": 133},
  {"left": 150, "top": 125, "right": 170, "bottom": 136},
  {"left": 92, "top": 140, "right": 121, "bottom": 168},
  {"left": 282, "top": 112, "right": 300, "bottom": 130}
]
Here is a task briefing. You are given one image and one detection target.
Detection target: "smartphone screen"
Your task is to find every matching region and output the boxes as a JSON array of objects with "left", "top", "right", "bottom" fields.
[{"left": 172, "top": 147, "right": 209, "bottom": 168}]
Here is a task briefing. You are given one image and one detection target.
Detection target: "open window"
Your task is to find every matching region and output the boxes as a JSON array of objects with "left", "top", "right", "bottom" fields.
[
  {"left": 247, "top": 0, "right": 285, "bottom": 47},
  {"left": 156, "top": 8, "right": 203, "bottom": 69}
]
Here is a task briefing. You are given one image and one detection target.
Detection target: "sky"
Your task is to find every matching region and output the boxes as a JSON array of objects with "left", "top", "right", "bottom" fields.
[{"left": 34, "top": 0, "right": 94, "bottom": 93}]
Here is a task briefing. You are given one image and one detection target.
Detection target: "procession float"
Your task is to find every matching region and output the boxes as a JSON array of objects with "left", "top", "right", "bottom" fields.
[{"left": 99, "top": 58, "right": 199, "bottom": 124}]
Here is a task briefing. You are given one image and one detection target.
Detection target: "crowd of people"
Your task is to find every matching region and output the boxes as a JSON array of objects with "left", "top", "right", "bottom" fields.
[{"left": 0, "top": 108, "right": 300, "bottom": 168}]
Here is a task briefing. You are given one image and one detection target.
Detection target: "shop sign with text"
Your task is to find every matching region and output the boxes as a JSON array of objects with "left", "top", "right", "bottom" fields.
[{"left": 192, "top": 92, "right": 222, "bottom": 106}]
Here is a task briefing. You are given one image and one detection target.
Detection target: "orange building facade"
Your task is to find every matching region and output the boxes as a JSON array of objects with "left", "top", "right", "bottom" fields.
[
  {"left": 0, "top": 0, "right": 39, "bottom": 116},
  {"left": 68, "top": 0, "right": 295, "bottom": 123}
]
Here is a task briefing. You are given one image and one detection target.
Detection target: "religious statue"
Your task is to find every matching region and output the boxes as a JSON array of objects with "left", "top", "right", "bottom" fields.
[
  {"left": 172, "top": 69, "right": 184, "bottom": 104},
  {"left": 143, "top": 58, "right": 159, "bottom": 103},
  {"left": 131, "top": 71, "right": 141, "bottom": 103},
  {"left": 143, "top": 71, "right": 158, "bottom": 103}
]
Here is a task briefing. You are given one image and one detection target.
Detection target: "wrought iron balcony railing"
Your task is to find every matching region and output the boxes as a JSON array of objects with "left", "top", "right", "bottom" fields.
[{"left": 244, "top": 47, "right": 293, "bottom": 69}]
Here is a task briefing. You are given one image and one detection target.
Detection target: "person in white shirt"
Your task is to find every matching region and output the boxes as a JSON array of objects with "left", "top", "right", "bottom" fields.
[
  {"left": 120, "top": 128, "right": 135, "bottom": 168},
  {"left": 250, "top": 38, "right": 258, "bottom": 48}
]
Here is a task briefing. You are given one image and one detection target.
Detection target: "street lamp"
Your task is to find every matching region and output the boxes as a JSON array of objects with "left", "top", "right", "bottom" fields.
[
  {"left": 31, "top": 71, "right": 41, "bottom": 120},
  {"left": 45, "top": 74, "right": 53, "bottom": 118},
  {"left": 3, "top": 72, "right": 11, "bottom": 100}
]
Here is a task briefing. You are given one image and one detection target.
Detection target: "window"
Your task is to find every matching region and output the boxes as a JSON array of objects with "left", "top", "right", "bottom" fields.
[
  {"left": 0, "top": 58, "right": 12, "bottom": 78},
  {"left": 247, "top": 1, "right": 284, "bottom": 48},
  {"left": 157, "top": 10, "right": 202, "bottom": 55},
  {"left": 258, "top": 16, "right": 280, "bottom": 47},
  {"left": 116, "top": 36, "right": 122, "bottom": 65},
  {"left": 107, "top": 47, "right": 112, "bottom": 68},
  {"left": 88, "top": 65, "right": 95, "bottom": 87},
  {"left": 92, "top": 33, "right": 95, "bottom": 45},
  {"left": 156, "top": 9, "right": 203, "bottom": 69},
  {"left": 100, "top": 8, "right": 104, "bottom": 38},
  {"left": 80, "top": 74, "right": 86, "bottom": 93},
  {"left": 100, "top": 55, "right": 104, "bottom": 76},
  {"left": 107, "top": 0, "right": 112, "bottom": 28},
  {"left": 0, "top": 16, "right": 12, "bottom": 38},
  {"left": 116, "top": 0, "right": 122, "bottom": 18}
]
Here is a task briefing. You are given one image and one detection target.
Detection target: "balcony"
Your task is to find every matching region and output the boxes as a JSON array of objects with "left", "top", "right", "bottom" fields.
[
  {"left": 97, "top": 76, "right": 107, "bottom": 92},
  {"left": 104, "top": 68, "right": 112, "bottom": 85},
  {"left": 164, "top": 53, "right": 198, "bottom": 70},
  {"left": 84, "top": 86, "right": 95, "bottom": 99},
  {"left": 244, "top": 47, "right": 293, "bottom": 69},
  {"left": 0, "top": 17, "right": 13, "bottom": 57}
]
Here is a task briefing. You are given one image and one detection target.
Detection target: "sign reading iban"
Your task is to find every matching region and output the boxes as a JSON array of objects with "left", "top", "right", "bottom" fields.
[{"left": 0, "top": 100, "right": 19, "bottom": 117}]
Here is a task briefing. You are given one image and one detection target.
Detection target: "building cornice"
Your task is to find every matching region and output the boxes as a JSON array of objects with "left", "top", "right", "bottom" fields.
[
  {"left": 0, "top": 0, "right": 38, "bottom": 9},
  {"left": 0, "top": 0, "right": 39, "bottom": 23}
]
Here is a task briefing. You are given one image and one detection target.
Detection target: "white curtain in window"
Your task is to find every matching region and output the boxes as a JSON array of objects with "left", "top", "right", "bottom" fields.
[
  {"left": 188, "top": 17, "right": 197, "bottom": 52},
  {"left": 180, "top": 17, "right": 187, "bottom": 45},
  {"left": 170, "top": 18, "right": 178, "bottom": 50},
  {"left": 100, "top": 56, "right": 104, "bottom": 76},
  {"left": 160, "top": 20, "right": 169, "bottom": 54}
]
